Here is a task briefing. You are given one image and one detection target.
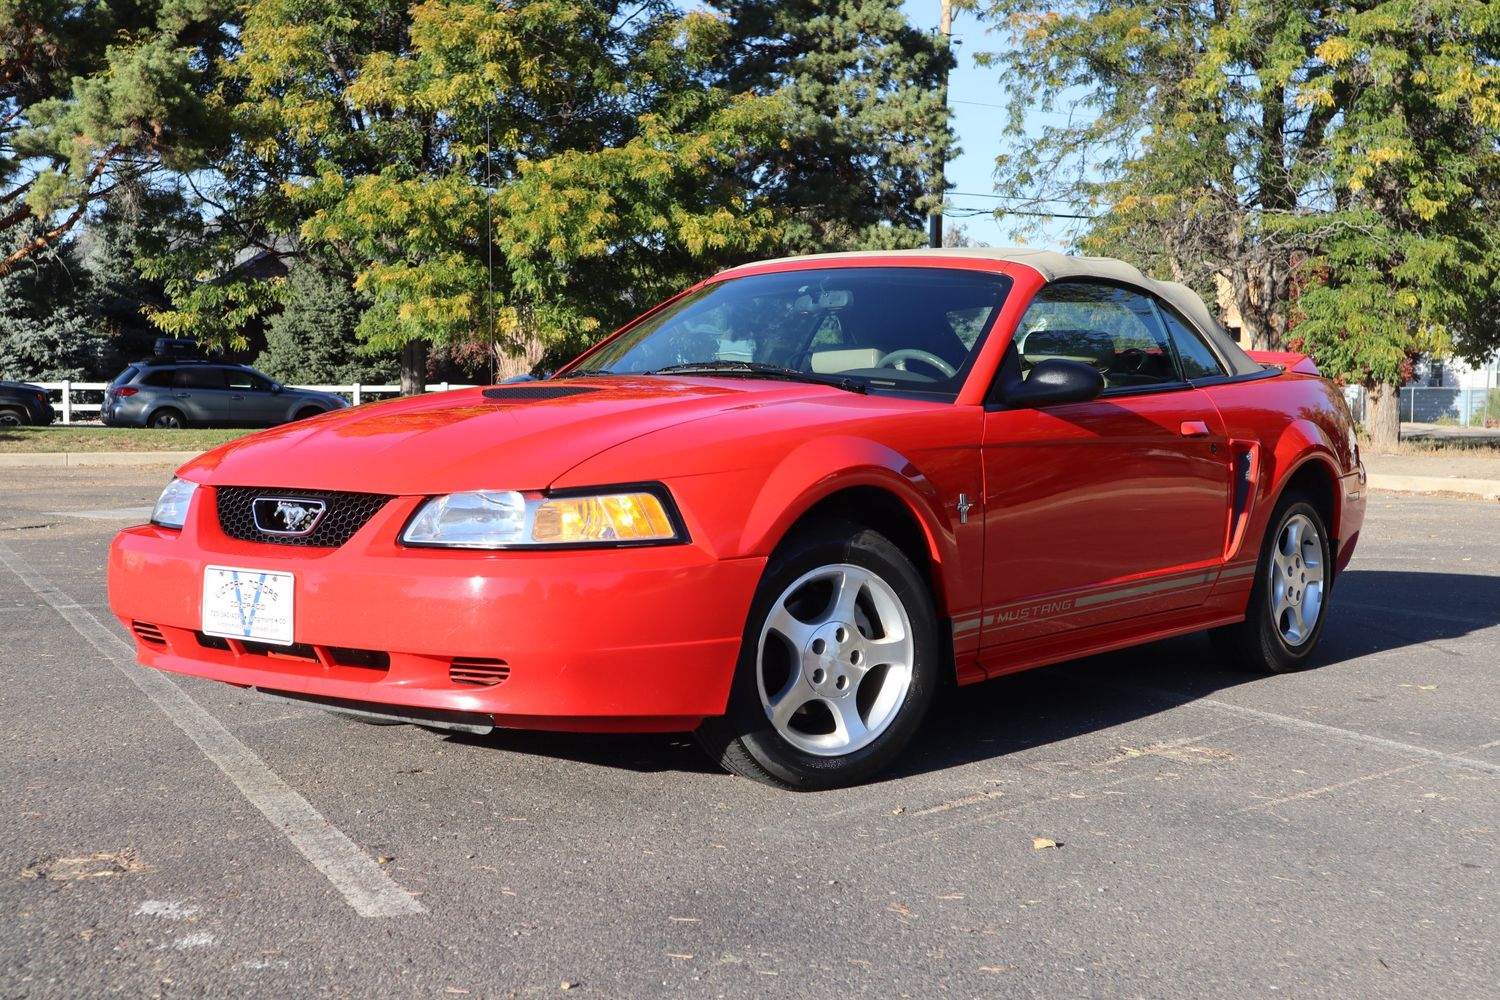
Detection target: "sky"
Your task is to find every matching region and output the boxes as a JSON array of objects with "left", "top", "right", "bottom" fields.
[{"left": 901, "top": 0, "right": 1079, "bottom": 252}]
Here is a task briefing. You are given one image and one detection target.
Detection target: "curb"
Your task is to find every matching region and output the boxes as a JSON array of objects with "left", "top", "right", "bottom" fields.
[
  {"left": 0, "top": 451, "right": 202, "bottom": 469},
  {"left": 1366, "top": 473, "right": 1500, "bottom": 500}
]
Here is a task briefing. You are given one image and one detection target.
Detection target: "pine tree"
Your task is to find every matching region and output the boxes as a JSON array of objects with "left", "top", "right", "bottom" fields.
[
  {"left": 0, "top": 222, "right": 105, "bottom": 380},
  {"left": 78, "top": 185, "right": 187, "bottom": 364},
  {"left": 709, "top": 0, "right": 955, "bottom": 253},
  {"left": 1, "top": 0, "right": 234, "bottom": 275},
  {"left": 255, "top": 263, "right": 397, "bottom": 385}
]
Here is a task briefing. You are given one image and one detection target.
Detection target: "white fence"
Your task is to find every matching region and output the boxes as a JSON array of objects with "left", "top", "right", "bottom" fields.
[{"left": 32, "top": 382, "right": 478, "bottom": 424}]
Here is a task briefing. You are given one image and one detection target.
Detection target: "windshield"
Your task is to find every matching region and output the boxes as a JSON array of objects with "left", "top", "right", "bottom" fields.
[{"left": 570, "top": 267, "right": 1012, "bottom": 397}]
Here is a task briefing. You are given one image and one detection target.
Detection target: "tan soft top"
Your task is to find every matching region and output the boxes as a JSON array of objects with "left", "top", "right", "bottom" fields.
[{"left": 718, "top": 247, "right": 1262, "bottom": 376}]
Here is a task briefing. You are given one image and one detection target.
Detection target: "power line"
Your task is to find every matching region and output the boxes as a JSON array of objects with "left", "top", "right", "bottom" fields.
[{"left": 949, "top": 203, "right": 1098, "bottom": 220}]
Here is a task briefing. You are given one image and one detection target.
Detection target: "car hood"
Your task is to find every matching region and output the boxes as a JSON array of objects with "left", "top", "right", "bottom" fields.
[{"left": 177, "top": 378, "right": 845, "bottom": 494}]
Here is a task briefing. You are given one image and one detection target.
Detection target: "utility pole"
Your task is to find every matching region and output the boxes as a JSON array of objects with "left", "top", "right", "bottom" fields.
[{"left": 928, "top": 0, "right": 953, "bottom": 249}]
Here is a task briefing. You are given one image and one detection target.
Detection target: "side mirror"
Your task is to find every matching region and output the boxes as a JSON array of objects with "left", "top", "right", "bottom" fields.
[
  {"left": 1005, "top": 359, "right": 1105, "bottom": 407},
  {"left": 271, "top": 383, "right": 284, "bottom": 394}
]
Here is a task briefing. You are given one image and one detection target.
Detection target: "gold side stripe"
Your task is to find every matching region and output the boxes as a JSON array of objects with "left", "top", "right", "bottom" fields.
[{"left": 951, "top": 562, "right": 1259, "bottom": 638}]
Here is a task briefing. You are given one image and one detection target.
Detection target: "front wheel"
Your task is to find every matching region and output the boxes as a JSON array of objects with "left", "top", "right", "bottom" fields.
[
  {"left": 697, "top": 518, "right": 940, "bottom": 790},
  {"left": 1211, "top": 494, "right": 1331, "bottom": 673}
]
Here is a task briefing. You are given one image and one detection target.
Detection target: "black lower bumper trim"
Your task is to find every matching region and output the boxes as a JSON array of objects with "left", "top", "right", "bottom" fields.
[{"left": 255, "top": 688, "right": 496, "bottom": 735}]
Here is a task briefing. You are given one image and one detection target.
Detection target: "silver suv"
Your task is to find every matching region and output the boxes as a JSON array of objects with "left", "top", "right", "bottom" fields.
[{"left": 102, "top": 360, "right": 349, "bottom": 429}]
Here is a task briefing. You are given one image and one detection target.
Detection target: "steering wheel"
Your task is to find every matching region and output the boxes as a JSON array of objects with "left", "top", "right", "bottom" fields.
[
  {"left": 1118, "top": 347, "right": 1149, "bottom": 372},
  {"left": 877, "top": 349, "right": 957, "bottom": 379}
]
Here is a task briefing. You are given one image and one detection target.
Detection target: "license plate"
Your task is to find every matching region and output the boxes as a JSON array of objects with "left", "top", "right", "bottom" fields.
[{"left": 202, "top": 566, "right": 295, "bottom": 645}]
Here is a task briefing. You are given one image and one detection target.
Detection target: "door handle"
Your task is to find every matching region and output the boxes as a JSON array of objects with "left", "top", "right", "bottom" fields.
[
  {"left": 174, "top": 393, "right": 190, "bottom": 398},
  {"left": 1180, "top": 420, "right": 1211, "bottom": 437},
  {"left": 230, "top": 394, "right": 244, "bottom": 400}
]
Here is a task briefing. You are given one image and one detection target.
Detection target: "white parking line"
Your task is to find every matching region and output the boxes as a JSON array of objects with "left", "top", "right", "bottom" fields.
[
  {"left": 0, "top": 540, "right": 425, "bottom": 919},
  {"left": 44, "top": 506, "right": 155, "bottom": 520},
  {"left": 1106, "top": 680, "right": 1500, "bottom": 778}
]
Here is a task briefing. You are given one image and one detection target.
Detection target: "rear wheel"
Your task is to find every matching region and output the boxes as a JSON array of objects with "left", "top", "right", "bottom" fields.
[
  {"left": 696, "top": 518, "right": 940, "bottom": 790},
  {"left": 150, "top": 408, "right": 186, "bottom": 429},
  {"left": 0, "top": 406, "right": 26, "bottom": 427},
  {"left": 1211, "top": 493, "right": 1331, "bottom": 673}
]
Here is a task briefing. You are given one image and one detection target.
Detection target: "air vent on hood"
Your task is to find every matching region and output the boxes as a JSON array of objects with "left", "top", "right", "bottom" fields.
[{"left": 481, "top": 385, "right": 600, "bottom": 401}]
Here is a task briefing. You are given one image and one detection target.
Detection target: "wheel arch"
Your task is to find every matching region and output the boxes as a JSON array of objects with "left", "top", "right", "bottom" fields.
[
  {"left": 146, "top": 404, "right": 186, "bottom": 428},
  {"left": 1265, "top": 421, "right": 1343, "bottom": 570},
  {"left": 735, "top": 436, "right": 959, "bottom": 622}
]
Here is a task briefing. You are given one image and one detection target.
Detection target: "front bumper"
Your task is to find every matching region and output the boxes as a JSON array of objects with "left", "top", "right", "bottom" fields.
[{"left": 108, "top": 487, "right": 764, "bottom": 730}]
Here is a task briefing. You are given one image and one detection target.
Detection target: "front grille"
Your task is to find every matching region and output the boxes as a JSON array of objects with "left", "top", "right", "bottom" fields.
[
  {"left": 193, "top": 632, "right": 390, "bottom": 673},
  {"left": 450, "top": 657, "right": 511, "bottom": 687},
  {"left": 215, "top": 486, "right": 393, "bottom": 548}
]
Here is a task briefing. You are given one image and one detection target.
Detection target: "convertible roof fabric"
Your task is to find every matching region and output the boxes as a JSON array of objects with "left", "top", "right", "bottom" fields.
[{"left": 719, "top": 248, "right": 1263, "bottom": 377}]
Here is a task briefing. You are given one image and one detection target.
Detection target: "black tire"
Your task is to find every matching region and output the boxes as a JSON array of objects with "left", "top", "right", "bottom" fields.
[
  {"left": 150, "top": 408, "right": 187, "bottom": 429},
  {"left": 1210, "top": 492, "right": 1333, "bottom": 673},
  {"left": 294, "top": 407, "right": 324, "bottom": 421},
  {"left": 696, "top": 517, "right": 940, "bottom": 791},
  {"left": 0, "top": 406, "right": 27, "bottom": 427}
]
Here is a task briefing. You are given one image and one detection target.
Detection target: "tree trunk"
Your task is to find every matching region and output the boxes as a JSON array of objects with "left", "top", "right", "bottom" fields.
[
  {"left": 1367, "top": 381, "right": 1402, "bottom": 453},
  {"left": 399, "top": 340, "right": 427, "bottom": 396}
]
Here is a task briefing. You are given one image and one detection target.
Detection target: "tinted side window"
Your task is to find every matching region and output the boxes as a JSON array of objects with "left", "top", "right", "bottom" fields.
[
  {"left": 142, "top": 371, "right": 175, "bottom": 387},
  {"left": 173, "top": 368, "right": 226, "bottom": 389},
  {"left": 1014, "top": 283, "right": 1180, "bottom": 390},
  {"left": 225, "top": 369, "right": 270, "bottom": 391},
  {"left": 1160, "top": 308, "right": 1226, "bottom": 379}
]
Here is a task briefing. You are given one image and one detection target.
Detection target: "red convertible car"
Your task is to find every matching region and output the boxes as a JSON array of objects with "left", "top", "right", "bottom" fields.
[{"left": 108, "top": 249, "right": 1366, "bottom": 789}]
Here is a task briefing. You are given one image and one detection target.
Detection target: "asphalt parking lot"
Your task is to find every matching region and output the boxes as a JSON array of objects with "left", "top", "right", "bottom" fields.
[{"left": 2, "top": 468, "right": 1497, "bottom": 999}]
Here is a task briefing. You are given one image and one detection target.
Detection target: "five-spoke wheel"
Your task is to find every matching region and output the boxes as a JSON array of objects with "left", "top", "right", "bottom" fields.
[
  {"left": 1269, "top": 512, "right": 1325, "bottom": 647},
  {"left": 756, "top": 563, "right": 915, "bottom": 757},
  {"left": 697, "top": 518, "right": 938, "bottom": 790},
  {"left": 1211, "top": 492, "right": 1333, "bottom": 673}
]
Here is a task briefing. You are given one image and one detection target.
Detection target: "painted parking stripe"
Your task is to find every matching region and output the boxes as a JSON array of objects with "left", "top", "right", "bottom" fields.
[
  {"left": 45, "top": 506, "right": 156, "bottom": 520},
  {"left": 1107, "top": 678, "right": 1500, "bottom": 778},
  {"left": 0, "top": 540, "right": 425, "bottom": 919}
]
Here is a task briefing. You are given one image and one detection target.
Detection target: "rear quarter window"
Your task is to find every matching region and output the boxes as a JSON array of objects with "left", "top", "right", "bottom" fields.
[{"left": 110, "top": 367, "right": 139, "bottom": 387}]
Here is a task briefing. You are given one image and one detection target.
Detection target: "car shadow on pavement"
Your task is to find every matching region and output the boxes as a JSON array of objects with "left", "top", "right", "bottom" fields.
[
  {"left": 443, "top": 728, "right": 723, "bottom": 776},
  {"left": 445, "top": 568, "right": 1500, "bottom": 783},
  {"left": 894, "top": 568, "right": 1500, "bottom": 782}
]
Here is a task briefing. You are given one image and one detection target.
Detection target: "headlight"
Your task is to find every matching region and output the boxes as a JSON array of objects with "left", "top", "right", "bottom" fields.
[
  {"left": 152, "top": 478, "right": 198, "bottom": 529},
  {"left": 400, "top": 486, "right": 683, "bottom": 549}
]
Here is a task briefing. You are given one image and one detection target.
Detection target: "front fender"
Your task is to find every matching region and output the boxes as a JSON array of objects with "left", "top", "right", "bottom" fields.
[
  {"left": 736, "top": 435, "right": 950, "bottom": 559},
  {"left": 1263, "top": 417, "right": 1347, "bottom": 537}
]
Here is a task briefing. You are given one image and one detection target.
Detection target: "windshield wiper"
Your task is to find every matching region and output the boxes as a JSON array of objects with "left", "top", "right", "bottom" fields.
[{"left": 643, "top": 361, "right": 867, "bottom": 394}]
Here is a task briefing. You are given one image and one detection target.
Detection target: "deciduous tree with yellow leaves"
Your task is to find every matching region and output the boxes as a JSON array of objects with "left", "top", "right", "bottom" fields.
[
  {"left": 148, "top": 0, "right": 789, "bottom": 388},
  {"left": 983, "top": 0, "right": 1500, "bottom": 450}
]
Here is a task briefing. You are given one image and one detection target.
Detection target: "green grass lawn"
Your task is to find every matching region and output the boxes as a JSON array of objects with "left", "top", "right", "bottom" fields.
[{"left": 0, "top": 425, "right": 253, "bottom": 453}]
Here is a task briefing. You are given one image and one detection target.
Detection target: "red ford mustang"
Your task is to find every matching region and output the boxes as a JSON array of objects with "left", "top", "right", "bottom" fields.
[{"left": 109, "top": 249, "right": 1366, "bottom": 789}]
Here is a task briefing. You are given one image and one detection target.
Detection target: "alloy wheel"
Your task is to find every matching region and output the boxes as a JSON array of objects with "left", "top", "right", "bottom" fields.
[
  {"left": 1270, "top": 512, "right": 1325, "bottom": 647},
  {"left": 756, "top": 563, "right": 914, "bottom": 756}
]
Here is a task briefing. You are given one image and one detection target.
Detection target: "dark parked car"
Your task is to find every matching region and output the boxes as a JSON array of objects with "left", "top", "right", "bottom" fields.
[
  {"left": 102, "top": 360, "right": 349, "bottom": 429},
  {"left": 0, "top": 381, "right": 56, "bottom": 426}
]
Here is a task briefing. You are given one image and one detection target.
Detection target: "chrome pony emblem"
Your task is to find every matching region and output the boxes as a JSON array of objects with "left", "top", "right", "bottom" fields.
[{"left": 252, "top": 497, "right": 328, "bottom": 536}]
